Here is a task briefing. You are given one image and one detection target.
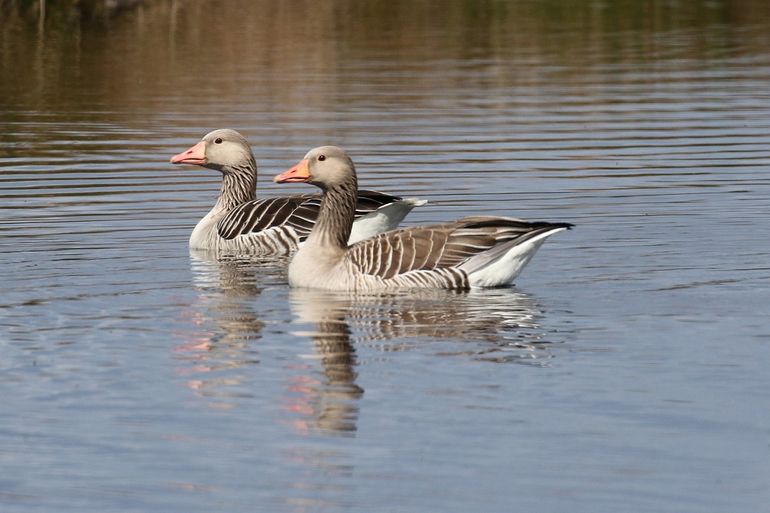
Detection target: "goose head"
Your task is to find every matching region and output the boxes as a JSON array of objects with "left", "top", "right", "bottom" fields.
[
  {"left": 170, "top": 129, "right": 255, "bottom": 175},
  {"left": 274, "top": 146, "right": 356, "bottom": 190}
]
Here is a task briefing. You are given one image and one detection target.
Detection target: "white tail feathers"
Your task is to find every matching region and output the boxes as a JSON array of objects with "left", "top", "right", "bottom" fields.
[{"left": 462, "top": 227, "right": 568, "bottom": 287}]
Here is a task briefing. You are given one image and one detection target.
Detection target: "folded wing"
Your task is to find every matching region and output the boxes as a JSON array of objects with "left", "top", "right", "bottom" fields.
[
  {"left": 217, "top": 190, "right": 406, "bottom": 241},
  {"left": 347, "top": 216, "right": 573, "bottom": 279}
]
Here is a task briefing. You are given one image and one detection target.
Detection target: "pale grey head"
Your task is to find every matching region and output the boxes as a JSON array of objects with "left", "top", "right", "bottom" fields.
[
  {"left": 274, "top": 145, "right": 357, "bottom": 190},
  {"left": 171, "top": 128, "right": 256, "bottom": 175},
  {"left": 304, "top": 145, "right": 356, "bottom": 187}
]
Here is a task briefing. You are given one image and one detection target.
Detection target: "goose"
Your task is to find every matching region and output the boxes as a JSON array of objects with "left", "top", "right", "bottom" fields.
[
  {"left": 170, "top": 129, "right": 425, "bottom": 254},
  {"left": 274, "top": 146, "right": 573, "bottom": 291}
]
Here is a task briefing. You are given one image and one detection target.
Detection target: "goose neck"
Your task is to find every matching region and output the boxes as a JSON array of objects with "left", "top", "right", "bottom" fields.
[
  {"left": 215, "top": 162, "right": 257, "bottom": 211},
  {"left": 308, "top": 178, "right": 358, "bottom": 249}
]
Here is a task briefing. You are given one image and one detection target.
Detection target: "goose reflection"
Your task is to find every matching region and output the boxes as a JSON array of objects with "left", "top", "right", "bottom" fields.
[
  {"left": 286, "top": 286, "right": 551, "bottom": 435},
  {"left": 285, "top": 294, "right": 363, "bottom": 436},
  {"left": 176, "top": 249, "right": 284, "bottom": 405},
  {"left": 290, "top": 287, "right": 551, "bottom": 365},
  {"left": 182, "top": 248, "right": 554, "bottom": 429}
]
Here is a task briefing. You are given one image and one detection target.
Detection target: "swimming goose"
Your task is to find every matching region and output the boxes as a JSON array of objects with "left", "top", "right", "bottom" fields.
[
  {"left": 170, "top": 129, "right": 424, "bottom": 253},
  {"left": 274, "top": 146, "right": 573, "bottom": 291}
]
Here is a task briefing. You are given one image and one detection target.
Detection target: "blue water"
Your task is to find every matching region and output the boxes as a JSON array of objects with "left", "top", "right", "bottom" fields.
[{"left": 1, "top": 1, "right": 770, "bottom": 512}]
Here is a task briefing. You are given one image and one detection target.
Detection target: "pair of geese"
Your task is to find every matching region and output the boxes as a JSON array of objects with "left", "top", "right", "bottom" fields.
[{"left": 171, "top": 129, "right": 572, "bottom": 291}]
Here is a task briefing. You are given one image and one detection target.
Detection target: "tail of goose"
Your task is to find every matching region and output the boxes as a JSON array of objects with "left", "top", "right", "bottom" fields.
[{"left": 458, "top": 223, "right": 571, "bottom": 287}]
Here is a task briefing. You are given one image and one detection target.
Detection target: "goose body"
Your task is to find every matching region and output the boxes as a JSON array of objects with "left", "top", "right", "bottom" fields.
[
  {"left": 170, "top": 129, "right": 424, "bottom": 254},
  {"left": 275, "top": 146, "right": 573, "bottom": 291}
]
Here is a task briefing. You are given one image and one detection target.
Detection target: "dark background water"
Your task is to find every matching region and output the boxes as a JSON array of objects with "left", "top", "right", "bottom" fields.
[{"left": 1, "top": 1, "right": 770, "bottom": 512}]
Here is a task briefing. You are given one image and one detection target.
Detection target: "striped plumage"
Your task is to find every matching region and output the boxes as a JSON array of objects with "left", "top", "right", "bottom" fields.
[
  {"left": 170, "top": 129, "right": 424, "bottom": 254},
  {"left": 275, "top": 146, "right": 573, "bottom": 291}
]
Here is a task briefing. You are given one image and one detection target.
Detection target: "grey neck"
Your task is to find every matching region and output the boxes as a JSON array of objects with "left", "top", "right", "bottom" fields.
[
  {"left": 215, "top": 161, "right": 257, "bottom": 211},
  {"left": 308, "top": 175, "right": 358, "bottom": 249}
]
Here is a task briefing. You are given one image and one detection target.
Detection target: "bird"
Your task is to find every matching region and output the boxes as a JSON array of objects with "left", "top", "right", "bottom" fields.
[
  {"left": 170, "top": 129, "right": 425, "bottom": 254},
  {"left": 274, "top": 145, "right": 573, "bottom": 291}
]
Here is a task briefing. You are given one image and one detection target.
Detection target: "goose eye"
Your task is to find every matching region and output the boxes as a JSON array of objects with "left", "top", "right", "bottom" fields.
[
  {"left": 318, "top": 155, "right": 326, "bottom": 162},
  {"left": 214, "top": 138, "right": 223, "bottom": 144}
]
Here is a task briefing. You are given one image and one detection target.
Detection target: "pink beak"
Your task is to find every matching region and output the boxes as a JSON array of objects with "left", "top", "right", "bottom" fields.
[
  {"left": 274, "top": 159, "right": 311, "bottom": 183},
  {"left": 170, "top": 141, "right": 207, "bottom": 165}
]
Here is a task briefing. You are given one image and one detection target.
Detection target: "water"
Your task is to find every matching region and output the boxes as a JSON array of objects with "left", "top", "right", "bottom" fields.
[{"left": 2, "top": 1, "right": 770, "bottom": 511}]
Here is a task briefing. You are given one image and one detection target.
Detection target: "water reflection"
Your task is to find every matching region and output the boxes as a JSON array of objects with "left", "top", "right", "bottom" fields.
[
  {"left": 175, "top": 250, "right": 282, "bottom": 406},
  {"left": 183, "top": 246, "right": 557, "bottom": 431},
  {"left": 291, "top": 288, "right": 554, "bottom": 361},
  {"left": 4, "top": 0, "right": 769, "bottom": 124},
  {"left": 287, "top": 286, "right": 555, "bottom": 435},
  {"left": 285, "top": 292, "right": 363, "bottom": 436}
]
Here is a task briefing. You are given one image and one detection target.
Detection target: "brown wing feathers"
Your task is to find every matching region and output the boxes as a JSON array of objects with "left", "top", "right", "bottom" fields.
[
  {"left": 216, "top": 190, "right": 403, "bottom": 241},
  {"left": 349, "top": 217, "right": 573, "bottom": 279},
  {"left": 217, "top": 196, "right": 314, "bottom": 240}
]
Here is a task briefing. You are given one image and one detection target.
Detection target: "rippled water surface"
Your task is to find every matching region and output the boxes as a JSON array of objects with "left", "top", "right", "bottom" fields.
[{"left": 2, "top": 1, "right": 770, "bottom": 512}]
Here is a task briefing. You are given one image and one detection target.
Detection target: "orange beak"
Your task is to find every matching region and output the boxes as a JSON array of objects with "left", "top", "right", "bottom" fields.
[
  {"left": 274, "top": 159, "right": 311, "bottom": 183},
  {"left": 170, "top": 141, "right": 207, "bottom": 165}
]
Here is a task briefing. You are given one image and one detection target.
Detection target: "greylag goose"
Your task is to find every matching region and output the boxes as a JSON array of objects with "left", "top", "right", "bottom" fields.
[
  {"left": 274, "top": 146, "right": 573, "bottom": 291},
  {"left": 170, "top": 129, "right": 424, "bottom": 253}
]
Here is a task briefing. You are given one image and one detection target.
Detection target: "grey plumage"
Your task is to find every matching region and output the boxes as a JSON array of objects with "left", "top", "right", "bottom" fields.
[{"left": 278, "top": 145, "right": 573, "bottom": 291}]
